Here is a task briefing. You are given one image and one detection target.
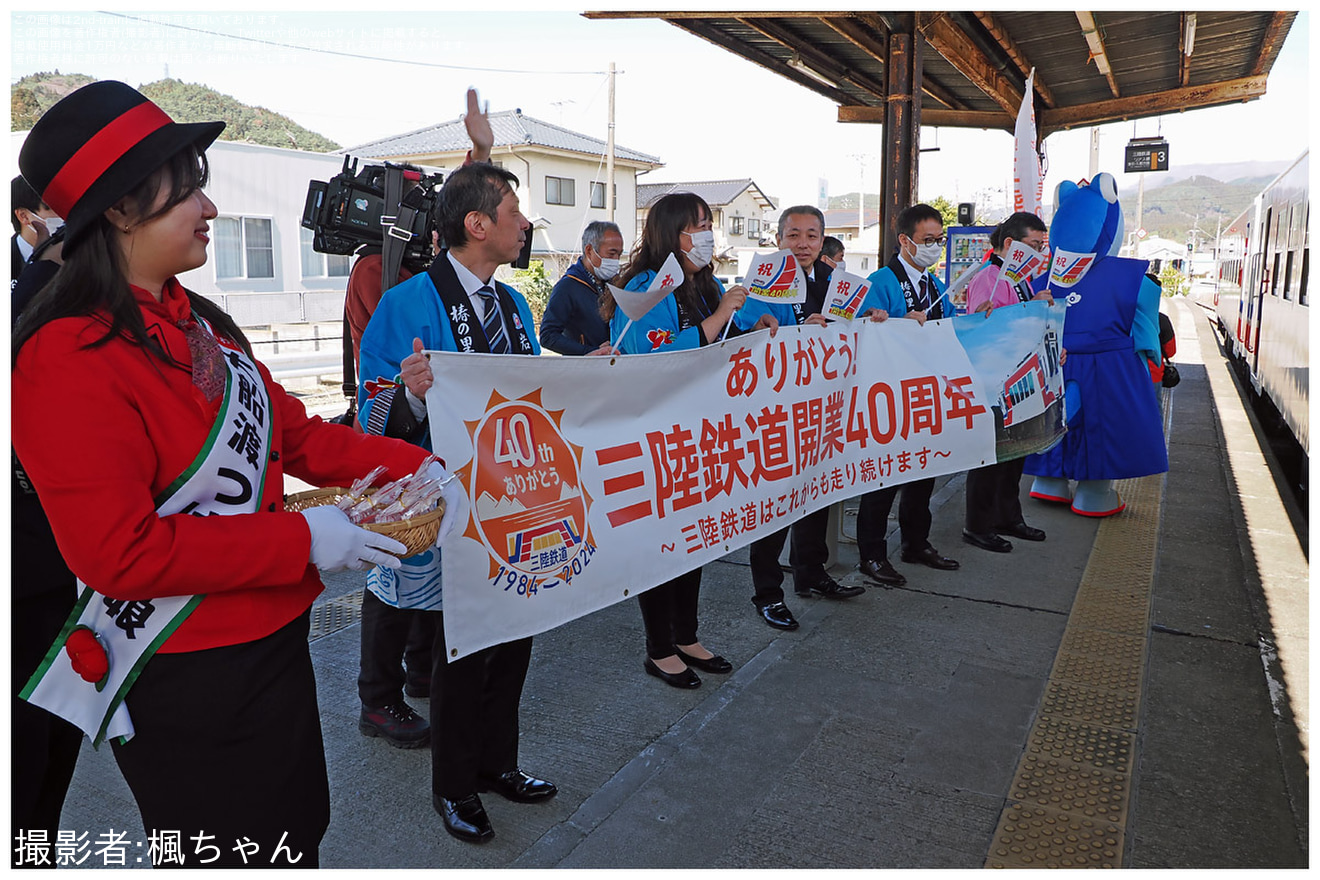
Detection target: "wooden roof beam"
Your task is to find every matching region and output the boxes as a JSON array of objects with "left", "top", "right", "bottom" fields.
[
  {"left": 838, "top": 105, "right": 1013, "bottom": 132},
  {"left": 665, "top": 18, "right": 854, "bottom": 107},
  {"left": 736, "top": 16, "right": 889, "bottom": 101},
  {"left": 1076, "top": 12, "right": 1121, "bottom": 98},
  {"left": 820, "top": 15, "right": 967, "bottom": 110},
  {"left": 1039, "top": 74, "right": 1267, "bottom": 136},
  {"left": 916, "top": 12, "right": 1023, "bottom": 116},
  {"left": 972, "top": 11, "right": 1057, "bottom": 107},
  {"left": 1251, "top": 12, "right": 1291, "bottom": 76},
  {"left": 584, "top": 11, "right": 853, "bottom": 20}
]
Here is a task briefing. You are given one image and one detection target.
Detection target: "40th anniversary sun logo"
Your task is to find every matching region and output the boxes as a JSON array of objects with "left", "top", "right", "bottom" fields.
[{"left": 459, "top": 389, "right": 598, "bottom": 598}]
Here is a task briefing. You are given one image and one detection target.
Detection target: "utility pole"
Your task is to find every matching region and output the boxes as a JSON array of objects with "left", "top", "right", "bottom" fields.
[
  {"left": 847, "top": 152, "right": 868, "bottom": 242},
  {"left": 1089, "top": 128, "right": 1100, "bottom": 179},
  {"left": 606, "top": 62, "right": 616, "bottom": 223},
  {"left": 1134, "top": 174, "right": 1145, "bottom": 258}
]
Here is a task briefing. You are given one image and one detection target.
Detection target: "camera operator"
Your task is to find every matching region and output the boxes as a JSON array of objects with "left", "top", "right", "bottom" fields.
[{"left": 352, "top": 88, "right": 494, "bottom": 750}]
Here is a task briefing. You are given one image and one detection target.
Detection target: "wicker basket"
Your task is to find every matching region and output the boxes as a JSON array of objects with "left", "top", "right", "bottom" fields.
[{"left": 285, "top": 487, "right": 445, "bottom": 558}]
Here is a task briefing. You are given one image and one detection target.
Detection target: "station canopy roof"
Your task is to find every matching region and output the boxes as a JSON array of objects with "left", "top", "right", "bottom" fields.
[{"left": 583, "top": 11, "right": 1295, "bottom": 137}]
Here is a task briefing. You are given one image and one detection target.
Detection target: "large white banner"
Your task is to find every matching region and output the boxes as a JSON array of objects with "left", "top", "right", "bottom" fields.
[
  {"left": 427, "top": 304, "right": 1065, "bottom": 659},
  {"left": 1013, "top": 67, "right": 1043, "bottom": 216}
]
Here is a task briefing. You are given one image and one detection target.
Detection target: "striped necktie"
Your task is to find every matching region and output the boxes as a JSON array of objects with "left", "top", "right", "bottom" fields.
[
  {"left": 918, "top": 275, "right": 931, "bottom": 311},
  {"left": 477, "top": 285, "right": 510, "bottom": 354}
]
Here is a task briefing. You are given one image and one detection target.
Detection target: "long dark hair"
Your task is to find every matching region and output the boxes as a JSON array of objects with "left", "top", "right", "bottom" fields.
[
  {"left": 603, "top": 192, "right": 720, "bottom": 321},
  {"left": 13, "top": 145, "right": 252, "bottom": 366}
]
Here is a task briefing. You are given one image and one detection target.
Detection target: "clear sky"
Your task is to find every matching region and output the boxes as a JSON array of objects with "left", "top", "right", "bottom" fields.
[{"left": 9, "top": 6, "right": 1312, "bottom": 219}]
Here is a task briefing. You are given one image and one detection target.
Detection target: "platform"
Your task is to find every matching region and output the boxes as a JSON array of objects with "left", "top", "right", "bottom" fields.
[{"left": 48, "top": 297, "right": 1308, "bottom": 868}]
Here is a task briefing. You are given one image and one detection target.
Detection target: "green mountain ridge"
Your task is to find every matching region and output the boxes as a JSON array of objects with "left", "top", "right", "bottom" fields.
[
  {"left": 12, "top": 71, "right": 340, "bottom": 152},
  {"left": 829, "top": 172, "right": 1273, "bottom": 245}
]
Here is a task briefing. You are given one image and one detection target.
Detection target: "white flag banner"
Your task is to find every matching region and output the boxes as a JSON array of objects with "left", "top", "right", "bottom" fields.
[
  {"left": 1049, "top": 247, "right": 1099, "bottom": 288},
  {"left": 1013, "top": 67, "right": 1043, "bottom": 216},
  {"left": 426, "top": 317, "right": 1020, "bottom": 660},
  {"left": 823, "top": 270, "right": 873, "bottom": 320},
  {"left": 608, "top": 252, "right": 684, "bottom": 321},
  {"left": 744, "top": 249, "right": 806, "bottom": 304},
  {"left": 998, "top": 240, "right": 1049, "bottom": 286}
]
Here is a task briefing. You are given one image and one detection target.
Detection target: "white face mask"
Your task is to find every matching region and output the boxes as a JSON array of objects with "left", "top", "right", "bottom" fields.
[
  {"left": 910, "top": 241, "right": 943, "bottom": 269},
  {"left": 832, "top": 259, "right": 846, "bottom": 275},
  {"left": 593, "top": 256, "right": 620, "bottom": 281},
  {"left": 33, "top": 215, "right": 64, "bottom": 235},
  {"left": 683, "top": 229, "right": 715, "bottom": 269}
]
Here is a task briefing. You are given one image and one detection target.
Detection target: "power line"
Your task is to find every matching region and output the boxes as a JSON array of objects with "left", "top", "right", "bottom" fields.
[{"left": 100, "top": 12, "right": 610, "bottom": 76}]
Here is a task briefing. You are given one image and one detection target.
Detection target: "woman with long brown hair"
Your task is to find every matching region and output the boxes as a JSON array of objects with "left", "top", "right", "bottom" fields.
[{"left": 602, "top": 192, "right": 775, "bottom": 688}]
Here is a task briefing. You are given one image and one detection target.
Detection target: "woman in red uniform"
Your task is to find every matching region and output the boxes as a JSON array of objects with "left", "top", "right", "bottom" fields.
[{"left": 11, "top": 82, "right": 438, "bottom": 867}]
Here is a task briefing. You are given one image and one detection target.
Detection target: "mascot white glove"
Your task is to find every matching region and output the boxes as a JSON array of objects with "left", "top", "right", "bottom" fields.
[
  {"left": 300, "top": 505, "right": 407, "bottom": 571},
  {"left": 424, "top": 460, "right": 469, "bottom": 545}
]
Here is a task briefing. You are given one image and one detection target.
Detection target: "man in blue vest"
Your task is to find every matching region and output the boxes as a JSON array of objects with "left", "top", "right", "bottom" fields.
[
  {"left": 735, "top": 206, "right": 864, "bottom": 631},
  {"left": 855, "top": 204, "right": 961, "bottom": 586},
  {"left": 358, "top": 162, "right": 555, "bottom": 844}
]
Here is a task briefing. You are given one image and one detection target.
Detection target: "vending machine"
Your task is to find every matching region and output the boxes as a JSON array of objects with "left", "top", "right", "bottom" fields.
[{"left": 943, "top": 225, "right": 994, "bottom": 314}]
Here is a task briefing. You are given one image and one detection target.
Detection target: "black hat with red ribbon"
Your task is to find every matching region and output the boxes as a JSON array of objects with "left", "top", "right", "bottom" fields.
[{"left": 18, "top": 80, "right": 224, "bottom": 253}]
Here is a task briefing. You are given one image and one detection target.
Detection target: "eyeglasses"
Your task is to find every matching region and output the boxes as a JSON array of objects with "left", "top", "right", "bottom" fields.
[{"left": 909, "top": 235, "right": 946, "bottom": 246}]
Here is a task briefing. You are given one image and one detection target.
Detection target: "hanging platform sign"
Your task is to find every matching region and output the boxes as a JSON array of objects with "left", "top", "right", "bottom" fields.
[{"left": 1125, "top": 138, "right": 1169, "bottom": 173}]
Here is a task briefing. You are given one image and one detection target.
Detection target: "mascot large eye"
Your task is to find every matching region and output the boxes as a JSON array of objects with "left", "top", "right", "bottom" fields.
[{"left": 1094, "top": 172, "right": 1118, "bottom": 204}]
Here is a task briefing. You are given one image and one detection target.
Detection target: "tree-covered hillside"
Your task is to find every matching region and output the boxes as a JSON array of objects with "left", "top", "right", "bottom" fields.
[{"left": 12, "top": 72, "right": 340, "bottom": 152}]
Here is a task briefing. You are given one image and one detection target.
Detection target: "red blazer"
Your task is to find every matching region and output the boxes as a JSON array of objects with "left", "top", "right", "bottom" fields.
[{"left": 12, "top": 279, "right": 429, "bottom": 652}]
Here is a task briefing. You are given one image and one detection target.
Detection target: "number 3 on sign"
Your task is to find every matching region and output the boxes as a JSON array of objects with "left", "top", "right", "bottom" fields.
[{"left": 493, "top": 413, "right": 536, "bottom": 468}]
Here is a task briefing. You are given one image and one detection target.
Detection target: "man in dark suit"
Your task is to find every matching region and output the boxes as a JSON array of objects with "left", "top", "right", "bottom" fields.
[
  {"left": 357, "top": 162, "right": 554, "bottom": 844},
  {"left": 11, "top": 176, "right": 62, "bottom": 290}
]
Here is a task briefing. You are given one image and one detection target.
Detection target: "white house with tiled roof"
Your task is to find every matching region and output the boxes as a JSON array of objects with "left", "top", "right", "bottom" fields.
[
  {"left": 347, "top": 110, "right": 663, "bottom": 267},
  {"left": 636, "top": 179, "right": 777, "bottom": 281}
]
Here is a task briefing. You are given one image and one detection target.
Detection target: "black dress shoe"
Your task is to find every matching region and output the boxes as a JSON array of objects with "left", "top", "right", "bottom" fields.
[
  {"left": 962, "top": 529, "right": 1013, "bottom": 553},
  {"left": 644, "top": 657, "right": 701, "bottom": 689},
  {"left": 799, "top": 575, "right": 865, "bottom": 600},
  {"left": 434, "top": 793, "right": 494, "bottom": 843},
  {"left": 757, "top": 601, "right": 800, "bottom": 631},
  {"left": 996, "top": 521, "right": 1046, "bottom": 541},
  {"left": 677, "top": 648, "right": 733, "bottom": 674},
  {"left": 858, "top": 557, "right": 906, "bottom": 587},
  {"left": 478, "top": 769, "right": 558, "bottom": 803},
  {"left": 900, "top": 545, "right": 961, "bottom": 570}
]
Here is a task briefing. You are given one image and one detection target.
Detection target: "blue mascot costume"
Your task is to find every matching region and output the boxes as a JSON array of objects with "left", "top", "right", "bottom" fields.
[{"left": 1023, "top": 173, "right": 1168, "bottom": 515}]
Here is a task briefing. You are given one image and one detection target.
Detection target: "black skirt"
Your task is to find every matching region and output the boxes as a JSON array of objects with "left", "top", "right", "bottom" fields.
[{"left": 111, "top": 610, "right": 329, "bottom": 868}]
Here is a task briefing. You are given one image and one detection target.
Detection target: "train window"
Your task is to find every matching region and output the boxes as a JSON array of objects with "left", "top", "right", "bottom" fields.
[
  {"left": 1300, "top": 249, "right": 1309, "bottom": 307},
  {"left": 1270, "top": 253, "right": 1281, "bottom": 296},
  {"left": 1283, "top": 251, "right": 1294, "bottom": 300}
]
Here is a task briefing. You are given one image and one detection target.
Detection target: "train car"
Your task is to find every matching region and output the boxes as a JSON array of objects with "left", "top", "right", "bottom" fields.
[{"left": 1210, "top": 151, "right": 1309, "bottom": 465}]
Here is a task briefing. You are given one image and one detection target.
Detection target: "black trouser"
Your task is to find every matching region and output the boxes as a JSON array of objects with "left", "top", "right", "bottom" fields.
[
  {"left": 856, "top": 477, "right": 936, "bottom": 561},
  {"left": 357, "top": 589, "right": 432, "bottom": 707},
  {"left": 12, "top": 591, "right": 83, "bottom": 865},
  {"left": 637, "top": 568, "right": 702, "bottom": 660},
  {"left": 748, "top": 507, "right": 831, "bottom": 606},
  {"left": 112, "top": 611, "right": 329, "bottom": 868},
  {"left": 430, "top": 613, "right": 532, "bottom": 801},
  {"left": 964, "top": 458, "right": 1027, "bottom": 534}
]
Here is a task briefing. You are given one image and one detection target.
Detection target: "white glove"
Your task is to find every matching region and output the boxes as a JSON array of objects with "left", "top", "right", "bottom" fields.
[
  {"left": 300, "top": 505, "right": 407, "bottom": 571},
  {"left": 425, "top": 460, "right": 469, "bottom": 544}
]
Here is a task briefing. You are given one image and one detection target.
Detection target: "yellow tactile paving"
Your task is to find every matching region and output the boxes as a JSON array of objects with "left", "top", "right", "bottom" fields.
[
  {"left": 308, "top": 589, "right": 364, "bottom": 642},
  {"left": 990, "top": 802, "right": 1125, "bottom": 867},
  {"left": 987, "top": 472, "right": 1163, "bottom": 868}
]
